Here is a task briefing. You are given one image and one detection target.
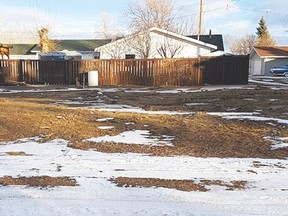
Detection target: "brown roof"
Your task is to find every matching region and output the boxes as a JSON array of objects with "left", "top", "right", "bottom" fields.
[{"left": 254, "top": 46, "right": 288, "bottom": 57}]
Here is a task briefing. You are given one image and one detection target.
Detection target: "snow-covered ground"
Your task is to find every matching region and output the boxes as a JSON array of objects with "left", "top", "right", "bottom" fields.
[{"left": 1, "top": 137, "right": 288, "bottom": 216}]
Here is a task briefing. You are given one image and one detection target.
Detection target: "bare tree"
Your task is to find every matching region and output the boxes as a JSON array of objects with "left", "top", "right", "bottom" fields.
[
  {"left": 128, "top": 30, "right": 152, "bottom": 58},
  {"left": 100, "top": 40, "right": 127, "bottom": 59},
  {"left": 28, "top": 2, "right": 59, "bottom": 52},
  {"left": 228, "top": 34, "right": 256, "bottom": 55},
  {"left": 98, "top": 12, "right": 125, "bottom": 40},
  {"left": 156, "top": 37, "right": 183, "bottom": 58},
  {"left": 125, "top": 0, "right": 180, "bottom": 32},
  {"left": 123, "top": 0, "right": 192, "bottom": 59},
  {"left": 96, "top": 12, "right": 131, "bottom": 58},
  {"left": 38, "top": 28, "right": 56, "bottom": 52}
]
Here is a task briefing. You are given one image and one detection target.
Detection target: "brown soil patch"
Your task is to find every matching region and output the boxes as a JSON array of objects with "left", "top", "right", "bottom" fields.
[
  {"left": 109, "top": 177, "right": 247, "bottom": 192},
  {"left": 1, "top": 86, "right": 288, "bottom": 159},
  {"left": 0, "top": 175, "right": 78, "bottom": 187},
  {"left": 199, "top": 179, "right": 247, "bottom": 191}
]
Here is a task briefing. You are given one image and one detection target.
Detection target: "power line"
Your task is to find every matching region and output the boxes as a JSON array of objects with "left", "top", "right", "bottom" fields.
[
  {"left": 236, "top": 7, "right": 287, "bottom": 16},
  {"left": 174, "top": 5, "right": 287, "bottom": 20}
]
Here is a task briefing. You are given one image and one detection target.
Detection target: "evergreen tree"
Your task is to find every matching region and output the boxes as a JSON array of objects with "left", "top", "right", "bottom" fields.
[{"left": 256, "top": 17, "right": 276, "bottom": 46}]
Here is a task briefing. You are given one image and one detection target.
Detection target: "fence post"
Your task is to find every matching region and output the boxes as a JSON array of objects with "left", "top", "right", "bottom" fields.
[{"left": 18, "top": 60, "right": 23, "bottom": 82}]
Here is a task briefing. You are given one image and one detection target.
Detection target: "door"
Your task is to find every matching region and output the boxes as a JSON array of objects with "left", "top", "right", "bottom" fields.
[{"left": 251, "top": 60, "right": 262, "bottom": 75}]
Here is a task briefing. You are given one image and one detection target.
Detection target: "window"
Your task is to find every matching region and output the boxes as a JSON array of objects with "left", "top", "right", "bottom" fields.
[
  {"left": 125, "top": 54, "right": 135, "bottom": 59},
  {"left": 94, "top": 52, "right": 100, "bottom": 59}
]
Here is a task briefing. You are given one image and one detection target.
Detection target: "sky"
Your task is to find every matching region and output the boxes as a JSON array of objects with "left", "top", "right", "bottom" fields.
[{"left": 0, "top": 0, "right": 287, "bottom": 47}]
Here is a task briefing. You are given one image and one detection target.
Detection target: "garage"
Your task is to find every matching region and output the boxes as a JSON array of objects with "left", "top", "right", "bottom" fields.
[{"left": 250, "top": 46, "right": 288, "bottom": 76}]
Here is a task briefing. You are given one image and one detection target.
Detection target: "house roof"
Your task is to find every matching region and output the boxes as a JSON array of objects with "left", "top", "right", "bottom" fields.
[
  {"left": 9, "top": 44, "right": 37, "bottom": 55},
  {"left": 253, "top": 46, "right": 288, "bottom": 57},
  {"left": 148, "top": 27, "right": 217, "bottom": 49},
  {"left": 95, "top": 27, "right": 218, "bottom": 52},
  {"left": 187, "top": 34, "right": 224, "bottom": 51},
  {"left": 9, "top": 39, "right": 111, "bottom": 55},
  {"left": 54, "top": 39, "right": 111, "bottom": 52}
]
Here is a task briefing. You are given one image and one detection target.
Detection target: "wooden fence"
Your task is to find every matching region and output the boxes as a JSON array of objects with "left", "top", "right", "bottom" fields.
[{"left": 0, "top": 56, "right": 249, "bottom": 86}]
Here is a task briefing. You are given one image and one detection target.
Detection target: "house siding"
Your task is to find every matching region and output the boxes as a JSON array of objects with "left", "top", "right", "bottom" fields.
[{"left": 10, "top": 54, "right": 38, "bottom": 60}]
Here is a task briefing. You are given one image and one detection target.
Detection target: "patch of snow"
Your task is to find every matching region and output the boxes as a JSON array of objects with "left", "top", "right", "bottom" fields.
[
  {"left": 264, "top": 136, "right": 288, "bottom": 150},
  {"left": 0, "top": 139, "right": 288, "bottom": 215},
  {"left": 208, "top": 112, "right": 260, "bottom": 116},
  {"left": 80, "top": 103, "right": 192, "bottom": 115},
  {"left": 85, "top": 130, "right": 174, "bottom": 146},
  {"left": 97, "top": 126, "right": 114, "bottom": 130},
  {"left": 55, "top": 99, "right": 104, "bottom": 106},
  {"left": 226, "top": 108, "right": 237, "bottom": 111},
  {"left": 154, "top": 86, "right": 253, "bottom": 94},
  {"left": 0, "top": 88, "right": 10, "bottom": 93},
  {"left": 249, "top": 79, "right": 288, "bottom": 87},
  {"left": 208, "top": 112, "right": 288, "bottom": 125},
  {"left": 225, "top": 116, "right": 288, "bottom": 125},
  {"left": 124, "top": 88, "right": 152, "bottom": 93},
  {"left": 156, "top": 89, "right": 188, "bottom": 94},
  {"left": 243, "top": 98, "right": 258, "bottom": 101},
  {"left": 96, "top": 117, "right": 114, "bottom": 122},
  {"left": 125, "top": 122, "right": 135, "bottom": 125},
  {"left": 185, "top": 102, "right": 208, "bottom": 106},
  {"left": 55, "top": 100, "right": 84, "bottom": 105},
  {"left": 96, "top": 87, "right": 126, "bottom": 93}
]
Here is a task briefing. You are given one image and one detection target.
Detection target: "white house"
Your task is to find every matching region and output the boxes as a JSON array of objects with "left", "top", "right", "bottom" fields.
[
  {"left": 250, "top": 46, "right": 288, "bottom": 76},
  {"left": 95, "top": 27, "right": 218, "bottom": 59}
]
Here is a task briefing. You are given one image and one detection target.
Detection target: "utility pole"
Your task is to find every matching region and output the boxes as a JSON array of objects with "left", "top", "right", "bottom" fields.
[{"left": 198, "top": 0, "right": 203, "bottom": 40}]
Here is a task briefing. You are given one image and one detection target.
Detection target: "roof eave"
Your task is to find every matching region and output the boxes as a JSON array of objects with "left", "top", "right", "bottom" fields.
[{"left": 260, "top": 56, "right": 288, "bottom": 58}]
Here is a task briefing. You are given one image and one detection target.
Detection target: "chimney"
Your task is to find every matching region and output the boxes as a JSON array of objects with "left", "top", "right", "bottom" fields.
[{"left": 209, "top": 29, "right": 212, "bottom": 38}]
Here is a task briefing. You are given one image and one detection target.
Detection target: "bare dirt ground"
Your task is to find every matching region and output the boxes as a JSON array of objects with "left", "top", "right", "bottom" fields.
[{"left": 1, "top": 81, "right": 288, "bottom": 188}]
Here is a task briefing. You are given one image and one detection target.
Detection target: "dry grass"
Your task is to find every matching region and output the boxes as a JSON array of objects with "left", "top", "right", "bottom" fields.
[
  {"left": 109, "top": 177, "right": 248, "bottom": 192},
  {"left": 5, "top": 151, "right": 29, "bottom": 156},
  {"left": 0, "top": 176, "right": 77, "bottom": 187}
]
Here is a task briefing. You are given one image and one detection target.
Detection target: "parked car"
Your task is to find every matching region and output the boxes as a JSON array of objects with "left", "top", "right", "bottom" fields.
[{"left": 270, "top": 65, "right": 288, "bottom": 77}]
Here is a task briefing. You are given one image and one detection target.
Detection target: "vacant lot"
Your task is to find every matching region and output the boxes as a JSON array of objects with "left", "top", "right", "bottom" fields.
[{"left": 1, "top": 79, "right": 288, "bottom": 215}]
